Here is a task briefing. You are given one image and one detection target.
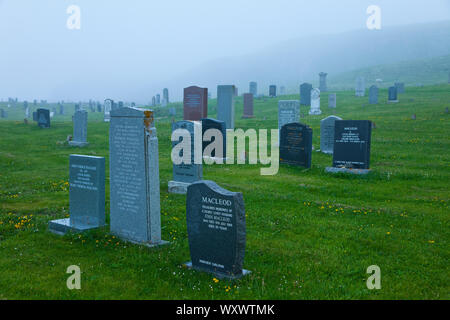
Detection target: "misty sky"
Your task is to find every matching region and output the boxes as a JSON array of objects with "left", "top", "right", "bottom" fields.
[{"left": 1, "top": 0, "right": 449, "bottom": 102}]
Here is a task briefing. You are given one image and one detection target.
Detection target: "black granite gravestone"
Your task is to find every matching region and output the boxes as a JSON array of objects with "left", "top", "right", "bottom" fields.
[
  {"left": 332, "top": 120, "right": 372, "bottom": 169},
  {"left": 186, "top": 180, "right": 248, "bottom": 279},
  {"left": 37, "top": 108, "right": 50, "bottom": 128},
  {"left": 201, "top": 118, "right": 226, "bottom": 159},
  {"left": 280, "top": 122, "right": 313, "bottom": 168}
]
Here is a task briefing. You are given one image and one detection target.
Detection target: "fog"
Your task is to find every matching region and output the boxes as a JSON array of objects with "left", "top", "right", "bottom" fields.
[{"left": 0, "top": 0, "right": 449, "bottom": 102}]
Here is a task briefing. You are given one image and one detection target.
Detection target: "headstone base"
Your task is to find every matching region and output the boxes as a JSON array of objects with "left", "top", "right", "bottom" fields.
[
  {"left": 68, "top": 141, "right": 89, "bottom": 147},
  {"left": 122, "top": 238, "right": 170, "bottom": 248},
  {"left": 325, "top": 167, "right": 371, "bottom": 175},
  {"left": 168, "top": 181, "right": 191, "bottom": 194},
  {"left": 48, "top": 218, "right": 103, "bottom": 235},
  {"left": 387, "top": 100, "right": 398, "bottom": 104},
  {"left": 309, "top": 110, "right": 322, "bottom": 115},
  {"left": 183, "top": 262, "right": 251, "bottom": 280},
  {"left": 242, "top": 115, "right": 254, "bottom": 119}
]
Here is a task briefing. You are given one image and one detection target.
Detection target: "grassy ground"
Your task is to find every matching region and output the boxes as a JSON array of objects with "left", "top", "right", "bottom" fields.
[{"left": 0, "top": 84, "right": 449, "bottom": 299}]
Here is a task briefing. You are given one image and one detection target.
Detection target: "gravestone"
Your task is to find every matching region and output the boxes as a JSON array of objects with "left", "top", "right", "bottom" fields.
[
  {"left": 278, "top": 100, "right": 300, "bottom": 130},
  {"left": 242, "top": 93, "right": 254, "bottom": 118},
  {"left": 269, "top": 85, "right": 277, "bottom": 97},
  {"left": 202, "top": 118, "right": 226, "bottom": 161},
  {"left": 279, "top": 122, "right": 313, "bottom": 168},
  {"left": 104, "top": 99, "right": 113, "bottom": 122},
  {"left": 309, "top": 88, "right": 322, "bottom": 115},
  {"left": 369, "top": 85, "right": 379, "bottom": 104},
  {"left": 217, "top": 85, "right": 235, "bottom": 129},
  {"left": 395, "top": 82, "right": 405, "bottom": 94},
  {"left": 183, "top": 86, "right": 208, "bottom": 121},
  {"left": 33, "top": 112, "right": 38, "bottom": 121},
  {"left": 163, "top": 88, "right": 169, "bottom": 103},
  {"left": 0, "top": 109, "right": 5, "bottom": 118},
  {"left": 388, "top": 86, "right": 398, "bottom": 103},
  {"left": 169, "top": 121, "right": 202, "bottom": 194},
  {"left": 69, "top": 110, "right": 89, "bottom": 147},
  {"left": 355, "top": 77, "right": 366, "bottom": 97},
  {"left": 326, "top": 120, "right": 372, "bottom": 174},
  {"left": 300, "top": 83, "right": 312, "bottom": 106},
  {"left": 328, "top": 93, "right": 336, "bottom": 108},
  {"left": 49, "top": 155, "right": 105, "bottom": 235},
  {"left": 156, "top": 95, "right": 160, "bottom": 105},
  {"left": 75, "top": 104, "right": 81, "bottom": 112},
  {"left": 320, "top": 116, "right": 342, "bottom": 154},
  {"left": 319, "top": 72, "right": 328, "bottom": 92},
  {"left": 109, "top": 107, "right": 168, "bottom": 246},
  {"left": 249, "top": 82, "right": 257, "bottom": 97},
  {"left": 37, "top": 108, "right": 50, "bottom": 128},
  {"left": 25, "top": 107, "right": 30, "bottom": 118},
  {"left": 185, "top": 180, "right": 249, "bottom": 279},
  {"left": 97, "top": 103, "right": 102, "bottom": 113}
]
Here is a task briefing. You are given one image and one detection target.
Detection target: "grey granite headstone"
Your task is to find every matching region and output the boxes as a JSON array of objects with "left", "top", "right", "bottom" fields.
[
  {"left": 163, "top": 88, "right": 169, "bottom": 103},
  {"left": 309, "top": 88, "right": 322, "bottom": 115},
  {"left": 242, "top": 93, "right": 254, "bottom": 118},
  {"left": 185, "top": 180, "right": 249, "bottom": 279},
  {"left": 369, "top": 85, "right": 379, "bottom": 104},
  {"left": 355, "top": 77, "right": 366, "bottom": 97},
  {"left": 320, "top": 115, "right": 342, "bottom": 154},
  {"left": 109, "top": 107, "right": 168, "bottom": 246},
  {"left": 104, "top": 99, "right": 113, "bottom": 122},
  {"left": 217, "top": 85, "right": 235, "bottom": 129},
  {"left": 49, "top": 155, "right": 105, "bottom": 235},
  {"left": 249, "top": 82, "right": 257, "bottom": 97},
  {"left": 319, "top": 72, "right": 328, "bottom": 92},
  {"left": 33, "top": 111, "right": 38, "bottom": 121},
  {"left": 69, "top": 110, "right": 89, "bottom": 147},
  {"left": 169, "top": 121, "right": 203, "bottom": 194},
  {"left": 300, "top": 83, "right": 312, "bottom": 106},
  {"left": 328, "top": 93, "right": 336, "bottom": 108},
  {"left": 278, "top": 100, "right": 300, "bottom": 130}
]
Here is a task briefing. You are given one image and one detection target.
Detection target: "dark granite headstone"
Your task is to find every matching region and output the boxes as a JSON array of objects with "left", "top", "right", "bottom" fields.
[
  {"left": 49, "top": 155, "right": 105, "bottom": 235},
  {"left": 280, "top": 122, "right": 313, "bottom": 168},
  {"left": 37, "top": 108, "right": 50, "bottom": 128},
  {"left": 388, "top": 86, "right": 398, "bottom": 103},
  {"left": 242, "top": 93, "right": 254, "bottom": 118},
  {"left": 202, "top": 118, "right": 226, "bottom": 159},
  {"left": 183, "top": 86, "right": 208, "bottom": 121},
  {"left": 300, "top": 83, "right": 312, "bottom": 106},
  {"left": 269, "top": 85, "right": 277, "bottom": 97},
  {"left": 331, "top": 120, "right": 372, "bottom": 169},
  {"left": 186, "top": 180, "right": 248, "bottom": 279}
]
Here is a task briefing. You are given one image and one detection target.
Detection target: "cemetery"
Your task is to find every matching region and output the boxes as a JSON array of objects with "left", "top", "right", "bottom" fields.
[{"left": 0, "top": 1, "right": 449, "bottom": 303}]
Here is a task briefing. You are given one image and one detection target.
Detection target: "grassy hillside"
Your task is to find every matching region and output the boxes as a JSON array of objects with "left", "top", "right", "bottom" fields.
[
  {"left": 327, "top": 54, "right": 450, "bottom": 91},
  {"left": 0, "top": 84, "right": 449, "bottom": 299}
]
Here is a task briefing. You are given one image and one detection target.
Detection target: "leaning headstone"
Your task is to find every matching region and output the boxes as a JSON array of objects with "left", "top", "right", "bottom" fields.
[
  {"left": 37, "top": 108, "right": 50, "bottom": 128},
  {"left": 185, "top": 180, "right": 249, "bottom": 279},
  {"left": 69, "top": 110, "right": 89, "bottom": 147},
  {"left": 242, "top": 93, "right": 254, "bottom": 118},
  {"left": 326, "top": 120, "right": 372, "bottom": 174},
  {"left": 49, "top": 155, "right": 105, "bottom": 235},
  {"left": 184, "top": 86, "right": 208, "bottom": 121},
  {"left": 269, "top": 85, "right": 277, "bottom": 97},
  {"left": 355, "top": 77, "right": 366, "bottom": 97},
  {"left": 202, "top": 118, "right": 226, "bottom": 161},
  {"left": 319, "top": 72, "right": 328, "bottom": 92},
  {"left": 169, "top": 121, "right": 202, "bottom": 194},
  {"left": 388, "top": 86, "right": 398, "bottom": 103},
  {"left": 369, "top": 85, "right": 379, "bottom": 104},
  {"left": 109, "top": 107, "right": 168, "bottom": 246},
  {"left": 249, "top": 82, "right": 257, "bottom": 97},
  {"left": 328, "top": 93, "right": 336, "bottom": 108},
  {"left": 279, "top": 122, "right": 313, "bottom": 168},
  {"left": 104, "top": 99, "right": 113, "bottom": 122},
  {"left": 278, "top": 100, "right": 300, "bottom": 131},
  {"left": 217, "top": 85, "right": 235, "bottom": 129},
  {"left": 395, "top": 82, "right": 405, "bottom": 94},
  {"left": 300, "top": 83, "right": 312, "bottom": 106},
  {"left": 309, "top": 88, "right": 322, "bottom": 115},
  {"left": 320, "top": 116, "right": 342, "bottom": 154}
]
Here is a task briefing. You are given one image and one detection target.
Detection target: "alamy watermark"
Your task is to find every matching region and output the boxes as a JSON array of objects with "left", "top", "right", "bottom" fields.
[
  {"left": 366, "top": 5, "right": 381, "bottom": 30},
  {"left": 66, "top": 5, "right": 81, "bottom": 30},
  {"left": 366, "top": 265, "right": 381, "bottom": 290},
  {"left": 66, "top": 265, "right": 81, "bottom": 290}
]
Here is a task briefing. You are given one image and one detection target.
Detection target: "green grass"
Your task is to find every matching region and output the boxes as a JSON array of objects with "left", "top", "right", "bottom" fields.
[{"left": 0, "top": 84, "right": 449, "bottom": 299}]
